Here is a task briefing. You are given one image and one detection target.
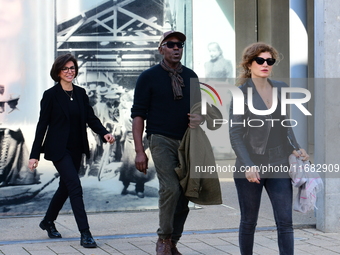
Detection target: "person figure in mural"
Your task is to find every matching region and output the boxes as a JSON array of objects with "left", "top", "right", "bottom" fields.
[
  {"left": 0, "top": 127, "right": 40, "bottom": 187},
  {"left": 86, "top": 84, "right": 97, "bottom": 107},
  {"left": 80, "top": 86, "right": 111, "bottom": 176},
  {"left": 204, "top": 42, "right": 233, "bottom": 82},
  {"left": 229, "top": 42, "right": 309, "bottom": 255},
  {"left": 0, "top": 86, "right": 20, "bottom": 114},
  {"left": 0, "top": 86, "right": 39, "bottom": 188},
  {"left": 28, "top": 54, "right": 115, "bottom": 248},
  {"left": 105, "top": 88, "right": 123, "bottom": 162},
  {"left": 131, "top": 31, "right": 202, "bottom": 255},
  {"left": 204, "top": 42, "right": 235, "bottom": 160},
  {"left": 92, "top": 86, "right": 110, "bottom": 161},
  {"left": 118, "top": 89, "right": 155, "bottom": 198}
]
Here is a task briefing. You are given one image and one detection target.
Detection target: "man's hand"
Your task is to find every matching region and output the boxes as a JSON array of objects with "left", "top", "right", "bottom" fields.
[
  {"left": 188, "top": 113, "right": 204, "bottom": 128},
  {"left": 135, "top": 151, "right": 148, "bottom": 174}
]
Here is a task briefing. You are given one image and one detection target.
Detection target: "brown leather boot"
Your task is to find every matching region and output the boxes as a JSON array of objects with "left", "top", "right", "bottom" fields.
[
  {"left": 171, "top": 241, "right": 182, "bottom": 255},
  {"left": 156, "top": 238, "right": 172, "bottom": 255}
]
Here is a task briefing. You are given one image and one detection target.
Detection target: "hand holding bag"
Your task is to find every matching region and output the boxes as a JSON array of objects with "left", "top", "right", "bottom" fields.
[{"left": 288, "top": 153, "right": 323, "bottom": 213}]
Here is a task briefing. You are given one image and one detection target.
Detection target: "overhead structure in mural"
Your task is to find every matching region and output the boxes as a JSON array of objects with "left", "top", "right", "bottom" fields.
[{"left": 57, "top": 0, "right": 165, "bottom": 79}]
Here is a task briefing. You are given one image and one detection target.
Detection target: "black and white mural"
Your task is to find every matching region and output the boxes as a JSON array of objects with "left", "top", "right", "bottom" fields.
[
  {"left": 192, "top": 0, "right": 235, "bottom": 160},
  {"left": 0, "top": 0, "right": 235, "bottom": 216},
  {"left": 0, "top": 0, "right": 52, "bottom": 215}
]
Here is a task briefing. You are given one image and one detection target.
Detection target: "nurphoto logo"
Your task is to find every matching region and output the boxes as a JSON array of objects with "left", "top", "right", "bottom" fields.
[
  {"left": 199, "top": 81, "right": 312, "bottom": 128},
  {"left": 200, "top": 82, "right": 223, "bottom": 115}
]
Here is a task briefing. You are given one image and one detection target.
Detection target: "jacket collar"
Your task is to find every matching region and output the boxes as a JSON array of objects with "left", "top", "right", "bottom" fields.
[
  {"left": 55, "top": 83, "right": 71, "bottom": 118},
  {"left": 241, "top": 78, "right": 283, "bottom": 111}
]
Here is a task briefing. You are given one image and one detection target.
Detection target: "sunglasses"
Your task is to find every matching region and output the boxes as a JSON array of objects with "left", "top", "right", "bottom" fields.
[
  {"left": 253, "top": 57, "right": 276, "bottom": 66},
  {"left": 161, "top": 41, "right": 184, "bottom": 49}
]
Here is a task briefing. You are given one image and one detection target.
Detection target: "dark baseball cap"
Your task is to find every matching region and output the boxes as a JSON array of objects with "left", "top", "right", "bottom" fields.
[{"left": 158, "top": 31, "right": 186, "bottom": 47}]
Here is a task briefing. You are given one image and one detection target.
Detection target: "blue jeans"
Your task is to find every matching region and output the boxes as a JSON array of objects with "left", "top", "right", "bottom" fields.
[
  {"left": 148, "top": 134, "right": 189, "bottom": 242},
  {"left": 234, "top": 145, "right": 293, "bottom": 255}
]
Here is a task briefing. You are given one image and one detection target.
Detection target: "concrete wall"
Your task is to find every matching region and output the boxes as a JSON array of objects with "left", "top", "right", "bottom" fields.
[{"left": 315, "top": 0, "right": 340, "bottom": 232}]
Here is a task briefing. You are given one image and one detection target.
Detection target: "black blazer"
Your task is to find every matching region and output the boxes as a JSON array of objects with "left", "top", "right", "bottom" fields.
[{"left": 30, "top": 83, "right": 109, "bottom": 162}]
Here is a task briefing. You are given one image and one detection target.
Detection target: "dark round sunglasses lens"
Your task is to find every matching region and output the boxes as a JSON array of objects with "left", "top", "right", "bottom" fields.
[
  {"left": 267, "top": 59, "right": 275, "bottom": 65},
  {"left": 254, "top": 58, "right": 265, "bottom": 64},
  {"left": 254, "top": 57, "right": 275, "bottom": 65},
  {"left": 167, "top": 42, "right": 175, "bottom": 48},
  {"left": 167, "top": 42, "right": 183, "bottom": 48}
]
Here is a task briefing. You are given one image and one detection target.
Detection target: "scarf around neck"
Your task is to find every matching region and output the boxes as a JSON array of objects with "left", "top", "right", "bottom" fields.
[{"left": 160, "top": 59, "right": 184, "bottom": 100}]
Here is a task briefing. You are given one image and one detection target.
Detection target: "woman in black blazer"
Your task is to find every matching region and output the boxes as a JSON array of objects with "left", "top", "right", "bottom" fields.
[
  {"left": 229, "top": 43, "right": 309, "bottom": 255},
  {"left": 28, "top": 54, "right": 114, "bottom": 248}
]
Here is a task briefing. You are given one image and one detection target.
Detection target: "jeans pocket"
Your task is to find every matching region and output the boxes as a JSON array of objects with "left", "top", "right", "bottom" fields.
[
  {"left": 148, "top": 134, "right": 168, "bottom": 152},
  {"left": 148, "top": 134, "right": 163, "bottom": 156},
  {"left": 147, "top": 134, "right": 153, "bottom": 150}
]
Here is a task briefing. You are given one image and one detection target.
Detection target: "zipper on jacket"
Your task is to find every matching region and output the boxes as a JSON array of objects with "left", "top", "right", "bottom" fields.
[{"left": 287, "top": 134, "right": 298, "bottom": 151}]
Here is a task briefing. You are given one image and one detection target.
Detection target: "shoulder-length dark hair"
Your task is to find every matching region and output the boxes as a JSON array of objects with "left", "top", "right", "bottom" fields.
[
  {"left": 50, "top": 53, "right": 79, "bottom": 82},
  {"left": 237, "top": 42, "right": 279, "bottom": 85}
]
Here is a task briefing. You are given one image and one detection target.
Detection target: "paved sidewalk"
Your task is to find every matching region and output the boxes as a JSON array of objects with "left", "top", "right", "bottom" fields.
[
  {"left": 1, "top": 209, "right": 339, "bottom": 255},
  {"left": 1, "top": 224, "right": 340, "bottom": 254},
  {"left": 0, "top": 175, "right": 335, "bottom": 255}
]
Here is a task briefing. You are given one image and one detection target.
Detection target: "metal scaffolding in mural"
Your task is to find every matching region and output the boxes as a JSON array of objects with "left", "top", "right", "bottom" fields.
[{"left": 57, "top": 0, "right": 165, "bottom": 78}]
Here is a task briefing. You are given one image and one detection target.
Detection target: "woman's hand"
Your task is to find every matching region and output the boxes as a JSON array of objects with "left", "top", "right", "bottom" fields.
[
  {"left": 28, "top": 159, "right": 39, "bottom": 171},
  {"left": 292, "top": 148, "right": 309, "bottom": 161},
  {"left": 104, "top": 133, "right": 115, "bottom": 144},
  {"left": 245, "top": 166, "right": 261, "bottom": 184}
]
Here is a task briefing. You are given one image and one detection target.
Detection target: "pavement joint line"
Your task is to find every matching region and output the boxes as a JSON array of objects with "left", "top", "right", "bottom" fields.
[
  {"left": 0, "top": 224, "right": 315, "bottom": 246},
  {"left": 0, "top": 227, "right": 273, "bottom": 246},
  {"left": 220, "top": 204, "right": 237, "bottom": 210}
]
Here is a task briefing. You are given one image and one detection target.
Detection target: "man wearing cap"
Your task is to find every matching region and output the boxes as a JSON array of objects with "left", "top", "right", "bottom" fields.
[{"left": 131, "top": 31, "right": 202, "bottom": 255}]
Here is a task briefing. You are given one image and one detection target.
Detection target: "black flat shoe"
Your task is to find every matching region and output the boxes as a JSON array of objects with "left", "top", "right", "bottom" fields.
[
  {"left": 80, "top": 229, "right": 97, "bottom": 248},
  {"left": 39, "top": 220, "right": 62, "bottom": 238}
]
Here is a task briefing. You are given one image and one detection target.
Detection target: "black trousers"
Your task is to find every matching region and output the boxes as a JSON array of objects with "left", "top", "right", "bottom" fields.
[{"left": 44, "top": 149, "right": 89, "bottom": 231}]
